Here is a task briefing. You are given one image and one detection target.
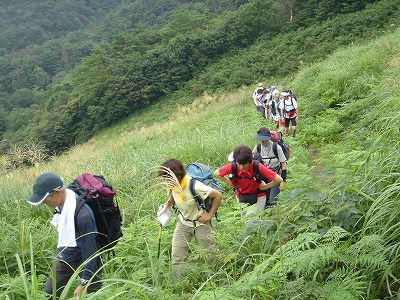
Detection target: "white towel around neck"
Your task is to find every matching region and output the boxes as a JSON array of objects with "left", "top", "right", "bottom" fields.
[{"left": 50, "top": 189, "right": 77, "bottom": 248}]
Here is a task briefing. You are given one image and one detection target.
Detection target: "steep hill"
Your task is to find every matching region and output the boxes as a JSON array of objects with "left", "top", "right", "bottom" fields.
[{"left": 0, "top": 26, "right": 399, "bottom": 299}]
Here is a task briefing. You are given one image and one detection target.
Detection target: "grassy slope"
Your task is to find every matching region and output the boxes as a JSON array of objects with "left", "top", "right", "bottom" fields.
[{"left": 0, "top": 29, "right": 399, "bottom": 299}]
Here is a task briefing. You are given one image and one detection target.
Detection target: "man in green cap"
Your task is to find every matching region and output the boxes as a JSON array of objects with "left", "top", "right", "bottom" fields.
[{"left": 27, "top": 172, "right": 101, "bottom": 297}]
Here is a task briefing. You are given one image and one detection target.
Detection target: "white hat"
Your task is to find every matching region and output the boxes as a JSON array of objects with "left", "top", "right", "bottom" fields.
[
  {"left": 157, "top": 204, "right": 172, "bottom": 227},
  {"left": 281, "top": 92, "right": 289, "bottom": 97},
  {"left": 272, "top": 89, "right": 280, "bottom": 96}
]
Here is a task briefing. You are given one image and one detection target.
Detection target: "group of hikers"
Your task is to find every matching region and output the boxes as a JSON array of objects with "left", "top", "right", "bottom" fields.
[
  {"left": 26, "top": 83, "right": 293, "bottom": 297},
  {"left": 252, "top": 83, "right": 299, "bottom": 138}
]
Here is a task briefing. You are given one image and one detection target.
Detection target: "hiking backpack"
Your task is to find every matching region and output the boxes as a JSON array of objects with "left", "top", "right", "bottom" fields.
[
  {"left": 68, "top": 173, "right": 123, "bottom": 251},
  {"left": 286, "top": 90, "right": 297, "bottom": 101},
  {"left": 185, "top": 163, "right": 222, "bottom": 219},
  {"left": 256, "top": 131, "right": 290, "bottom": 162},
  {"left": 283, "top": 96, "right": 297, "bottom": 114}
]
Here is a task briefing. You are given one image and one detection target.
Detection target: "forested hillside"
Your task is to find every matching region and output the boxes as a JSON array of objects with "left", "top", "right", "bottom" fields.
[
  {"left": 0, "top": 0, "right": 243, "bottom": 157},
  {"left": 1, "top": 0, "right": 395, "bottom": 172}
]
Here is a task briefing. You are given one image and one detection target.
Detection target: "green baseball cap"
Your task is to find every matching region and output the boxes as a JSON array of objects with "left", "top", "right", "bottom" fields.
[{"left": 27, "top": 173, "right": 63, "bottom": 205}]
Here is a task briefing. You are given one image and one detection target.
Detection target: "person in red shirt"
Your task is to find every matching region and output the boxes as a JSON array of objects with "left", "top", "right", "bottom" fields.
[{"left": 214, "top": 145, "right": 283, "bottom": 215}]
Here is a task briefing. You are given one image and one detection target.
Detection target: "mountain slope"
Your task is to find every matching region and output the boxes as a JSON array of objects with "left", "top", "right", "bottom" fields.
[{"left": 0, "top": 27, "right": 399, "bottom": 298}]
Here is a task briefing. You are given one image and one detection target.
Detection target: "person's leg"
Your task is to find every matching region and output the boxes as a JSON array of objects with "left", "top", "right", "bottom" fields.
[
  {"left": 291, "top": 118, "right": 297, "bottom": 137},
  {"left": 44, "top": 260, "right": 80, "bottom": 297},
  {"left": 194, "top": 221, "right": 213, "bottom": 249},
  {"left": 194, "top": 221, "right": 218, "bottom": 263},
  {"left": 269, "top": 186, "right": 281, "bottom": 204},
  {"left": 171, "top": 220, "right": 194, "bottom": 274},
  {"left": 245, "top": 195, "right": 266, "bottom": 216},
  {"left": 284, "top": 118, "right": 290, "bottom": 135}
]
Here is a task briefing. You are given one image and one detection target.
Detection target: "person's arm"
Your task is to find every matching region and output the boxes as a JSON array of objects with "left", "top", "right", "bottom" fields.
[
  {"left": 279, "top": 101, "right": 284, "bottom": 119},
  {"left": 74, "top": 209, "right": 98, "bottom": 296},
  {"left": 277, "top": 146, "right": 288, "bottom": 190},
  {"left": 294, "top": 99, "right": 299, "bottom": 120},
  {"left": 257, "top": 165, "right": 283, "bottom": 190},
  {"left": 197, "top": 189, "right": 222, "bottom": 223},
  {"left": 164, "top": 191, "right": 175, "bottom": 209},
  {"left": 259, "top": 174, "right": 283, "bottom": 190},
  {"left": 214, "top": 168, "right": 232, "bottom": 186}
]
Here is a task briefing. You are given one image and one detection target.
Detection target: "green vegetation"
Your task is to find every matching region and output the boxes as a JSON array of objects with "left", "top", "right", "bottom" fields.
[
  {"left": 0, "top": 0, "right": 244, "bottom": 154},
  {"left": 1, "top": 0, "right": 395, "bottom": 160},
  {"left": 0, "top": 24, "right": 399, "bottom": 299}
]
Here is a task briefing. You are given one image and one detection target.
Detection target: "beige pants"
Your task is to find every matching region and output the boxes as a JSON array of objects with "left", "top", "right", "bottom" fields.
[
  {"left": 236, "top": 195, "right": 267, "bottom": 216},
  {"left": 171, "top": 219, "right": 213, "bottom": 273}
]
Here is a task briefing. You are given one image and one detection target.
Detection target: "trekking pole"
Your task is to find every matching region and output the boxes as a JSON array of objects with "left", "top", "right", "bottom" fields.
[{"left": 157, "top": 223, "right": 162, "bottom": 259}]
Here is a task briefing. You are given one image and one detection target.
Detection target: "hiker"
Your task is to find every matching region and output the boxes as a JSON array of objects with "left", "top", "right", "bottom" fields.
[
  {"left": 269, "top": 90, "right": 281, "bottom": 129},
  {"left": 27, "top": 173, "right": 101, "bottom": 297},
  {"left": 279, "top": 92, "right": 299, "bottom": 137},
  {"left": 253, "top": 82, "right": 264, "bottom": 97},
  {"left": 252, "top": 84, "right": 265, "bottom": 116},
  {"left": 158, "top": 159, "right": 222, "bottom": 275},
  {"left": 214, "top": 145, "right": 282, "bottom": 215},
  {"left": 262, "top": 88, "right": 272, "bottom": 120},
  {"left": 253, "top": 128, "right": 287, "bottom": 206}
]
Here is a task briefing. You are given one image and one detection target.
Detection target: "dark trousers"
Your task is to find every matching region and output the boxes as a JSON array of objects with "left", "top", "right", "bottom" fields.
[{"left": 44, "top": 259, "right": 101, "bottom": 298}]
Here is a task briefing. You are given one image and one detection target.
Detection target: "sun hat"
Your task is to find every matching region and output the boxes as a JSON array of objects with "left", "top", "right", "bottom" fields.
[
  {"left": 281, "top": 92, "right": 290, "bottom": 97},
  {"left": 254, "top": 127, "right": 271, "bottom": 141},
  {"left": 27, "top": 173, "right": 63, "bottom": 205}
]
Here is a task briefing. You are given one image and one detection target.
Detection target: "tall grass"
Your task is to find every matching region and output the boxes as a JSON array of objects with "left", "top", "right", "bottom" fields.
[{"left": 0, "top": 27, "right": 400, "bottom": 300}]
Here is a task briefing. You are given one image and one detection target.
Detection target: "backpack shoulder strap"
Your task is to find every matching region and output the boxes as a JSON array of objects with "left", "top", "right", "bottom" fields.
[
  {"left": 189, "top": 178, "right": 203, "bottom": 208},
  {"left": 272, "top": 142, "right": 279, "bottom": 159},
  {"left": 253, "top": 160, "right": 261, "bottom": 182},
  {"left": 256, "top": 144, "right": 261, "bottom": 154},
  {"left": 231, "top": 161, "right": 237, "bottom": 176},
  {"left": 189, "top": 178, "right": 219, "bottom": 221},
  {"left": 74, "top": 195, "right": 87, "bottom": 231}
]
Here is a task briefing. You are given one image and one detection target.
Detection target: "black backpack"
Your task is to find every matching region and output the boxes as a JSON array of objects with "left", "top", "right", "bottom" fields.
[
  {"left": 286, "top": 89, "right": 297, "bottom": 101},
  {"left": 68, "top": 173, "right": 123, "bottom": 252}
]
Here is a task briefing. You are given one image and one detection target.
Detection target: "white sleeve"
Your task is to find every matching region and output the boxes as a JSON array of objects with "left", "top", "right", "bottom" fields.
[
  {"left": 277, "top": 145, "right": 287, "bottom": 162},
  {"left": 292, "top": 98, "right": 298, "bottom": 109},
  {"left": 279, "top": 101, "right": 284, "bottom": 110}
]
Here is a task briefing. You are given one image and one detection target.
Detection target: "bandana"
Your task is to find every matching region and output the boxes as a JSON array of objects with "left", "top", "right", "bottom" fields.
[{"left": 171, "top": 175, "right": 189, "bottom": 203}]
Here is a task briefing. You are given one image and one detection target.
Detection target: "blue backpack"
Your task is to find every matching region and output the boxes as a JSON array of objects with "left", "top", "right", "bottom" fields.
[{"left": 185, "top": 163, "right": 222, "bottom": 220}]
